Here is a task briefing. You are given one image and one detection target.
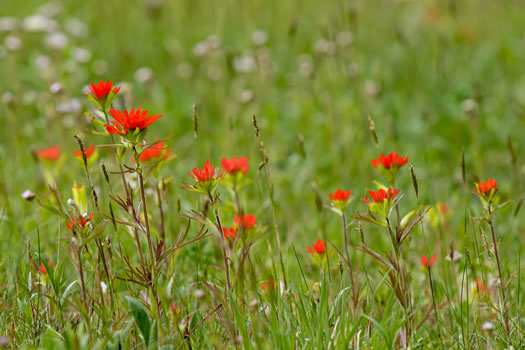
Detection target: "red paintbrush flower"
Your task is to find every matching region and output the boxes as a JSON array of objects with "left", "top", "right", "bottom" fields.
[
  {"left": 139, "top": 139, "right": 172, "bottom": 163},
  {"left": 73, "top": 145, "right": 95, "bottom": 159},
  {"left": 104, "top": 107, "right": 163, "bottom": 136},
  {"left": 191, "top": 160, "right": 215, "bottom": 183},
  {"left": 39, "top": 260, "right": 54, "bottom": 274},
  {"left": 36, "top": 146, "right": 61, "bottom": 161},
  {"left": 67, "top": 213, "right": 94, "bottom": 230},
  {"left": 362, "top": 188, "right": 399, "bottom": 204},
  {"left": 420, "top": 254, "right": 436, "bottom": 268},
  {"left": 371, "top": 152, "right": 408, "bottom": 169},
  {"left": 221, "top": 156, "right": 250, "bottom": 175},
  {"left": 89, "top": 80, "right": 120, "bottom": 100},
  {"left": 329, "top": 189, "right": 352, "bottom": 209},
  {"left": 474, "top": 178, "right": 498, "bottom": 197},
  {"left": 234, "top": 213, "right": 257, "bottom": 230},
  {"left": 306, "top": 239, "right": 326, "bottom": 255},
  {"left": 260, "top": 280, "right": 275, "bottom": 291},
  {"left": 222, "top": 227, "right": 237, "bottom": 240}
]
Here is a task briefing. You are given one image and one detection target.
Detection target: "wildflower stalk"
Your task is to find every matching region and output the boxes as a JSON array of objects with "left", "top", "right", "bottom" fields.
[
  {"left": 487, "top": 205, "right": 510, "bottom": 335},
  {"left": 427, "top": 266, "right": 444, "bottom": 350},
  {"left": 156, "top": 181, "right": 166, "bottom": 241},
  {"left": 77, "top": 246, "right": 89, "bottom": 311},
  {"left": 208, "top": 191, "right": 231, "bottom": 290},
  {"left": 341, "top": 212, "right": 357, "bottom": 310}
]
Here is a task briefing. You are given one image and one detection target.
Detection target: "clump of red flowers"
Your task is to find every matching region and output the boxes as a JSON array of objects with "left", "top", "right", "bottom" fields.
[
  {"left": 221, "top": 156, "right": 250, "bottom": 175},
  {"left": 222, "top": 227, "right": 237, "bottom": 240},
  {"left": 371, "top": 151, "right": 408, "bottom": 185},
  {"left": 73, "top": 145, "right": 96, "bottom": 160},
  {"left": 420, "top": 254, "right": 436, "bottom": 268},
  {"left": 36, "top": 146, "right": 61, "bottom": 161},
  {"left": 67, "top": 213, "right": 94, "bottom": 231},
  {"left": 260, "top": 280, "right": 276, "bottom": 291},
  {"left": 371, "top": 152, "right": 408, "bottom": 169},
  {"left": 234, "top": 213, "right": 257, "bottom": 230},
  {"left": 474, "top": 178, "right": 498, "bottom": 197},
  {"left": 185, "top": 160, "right": 223, "bottom": 193},
  {"left": 104, "top": 107, "right": 163, "bottom": 137},
  {"left": 329, "top": 189, "right": 352, "bottom": 210},
  {"left": 39, "top": 260, "right": 54, "bottom": 274},
  {"left": 89, "top": 80, "right": 120, "bottom": 100},
  {"left": 138, "top": 139, "right": 172, "bottom": 163},
  {"left": 306, "top": 239, "right": 326, "bottom": 255},
  {"left": 362, "top": 188, "right": 399, "bottom": 204}
]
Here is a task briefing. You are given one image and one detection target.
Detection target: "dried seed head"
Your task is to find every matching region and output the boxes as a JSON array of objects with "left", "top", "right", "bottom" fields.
[
  {"left": 409, "top": 164, "right": 418, "bottom": 201},
  {"left": 514, "top": 198, "right": 523, "bottom": 218},
  {"left": 192, "top": 103, "right": 198, "bottom": 139},
  {"left": 311, "top": 182, "right": 323, "bottom": 214},
  {"left": 480, "top": 226, "right": 491, "bottom": 260},
  {"left": 359, "top": 223, "right": 365, "bottom": 244},
  {"left": 74, "top": 135, "right": 87, "bottom": 168},
  {"left": 91, "top": 186, "right": 99, "bottom": 211},
  {"left": 100, "top": 162, "right": 110, "bottom": 185},
  {"left": 465, "top": 248, "right": 472, "bottom": 268},
  {"left": 368, "top": 115, "right": 379, "bottom": 146},
  {"left": 109, "top": 202, "right": 116, "bottom": 230}
]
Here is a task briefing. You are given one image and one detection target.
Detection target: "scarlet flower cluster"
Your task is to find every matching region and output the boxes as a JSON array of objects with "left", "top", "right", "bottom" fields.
[
  {"left": 420, "top": 254, "right": 436, "bottom": 268},
  {"left": 190, "top": 160, "right": 215, "bottom": 183},
  {"left": 36, "top": 146, "right": 61, "bottom": 161},
  {"left": 306, "top": 240, "right": 326, "bottom": 255},
  {"left": 73, "top": 145, "right": 96, "bottom": 160},
  {"left": 234, "top": 213, "right": 257, "bottom": 230},
  {"left": 67, "top": 213, "right": 94, "bottom": 230},
  {"left": 371, "top": 152, "right": 408, "bottom": 170},
  {"left": 104, "top": 107, "right": 163, "bottom": 136},
  {"left": 221, "top": 156, "right": 250, "bottom": 175},
  {"left": 139, "top": 140, "right": 172, "bottom": 163},
  {"left": 222, "top": 227, "right": 237, "bottom": 240},
  {"left": 474, "top": 178, "right": 498, "bottom": 196},
  {"left": 89, "top": 80, "right": 120, "bottom": 100},
  {"left": 362, "top": 188, "right": 399, "bottom": 204}
]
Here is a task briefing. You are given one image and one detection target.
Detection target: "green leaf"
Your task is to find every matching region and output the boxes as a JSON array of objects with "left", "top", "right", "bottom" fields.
[{"left": 125, "top": 296, "right": 151, "bottom": 346}]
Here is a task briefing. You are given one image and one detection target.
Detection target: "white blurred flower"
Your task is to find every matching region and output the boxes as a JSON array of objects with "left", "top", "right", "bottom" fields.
[
  {"left": 134, "top": 67, "right": 153, "bottom": 83},
  {"left": 445, "top": 250, "right": 462, "bottom": 263},
  {"left": 336, "top": 31, "right": 353, "bottom": 47},
  {"left": 207, "top": 34, "right": 221, "bottom": 50},
  {"left": 481, "top": 321, "right": 494, "bottom": 332},
  {"left": 193, "top": 41, "right": 210, "bottom": 57},
  {"left": 233, "top": 54, "right": 256, "bottom": 73},
  {"left": 46, "top": 32, "right": 68, "bottom": 50},
  {"left": 176, "top": 61, "right": 193, "bottom": 79},
  {"left": 22, "top": 15, "right": 57, "bottom": 32},
  {"left": 364, "top": 80, "right": 380, "bottom": 96},
  {"left": 72, "top": 47, "right": 92, "bottom": 63},
  {"left": 35, "top": 55, "right": 51, "bottom": 69},
  {"left": 461, "top": 99, "right": 477, "bottom": 114},
  {"left": 92, "top": 59, "right": 108, "bottom": 75},
  {"left": 207, "top": 66, "right": 222, "bottom": 81},
  {"left": 0, "top": 17, "right": 18, "bottom": 32},
  {"left": 4, "top": 35, "right": 22, "bottom": 51},
  {"left": 23, "top": 91, "right": 38, "bottom": 105},
  {"left": 194, "top": 289, "right": 205, "bottom": 299},
  {"left": 239, "top": 89, "right": 255, "bottom": 103},
  {"left": 252, "top": 30, "right": 268, "bottom": 46},
  {"left": 315, "top": 38, "right": 336, "bottom": 55},
  {"left": 2, "top": 92, "right": 15, "bottom": 105},
  {"left": 21, "top": 190, "right": 35, "bottom": 201},
  {"left": 100, "top": 282, "right": 107, "bottom": 294},
  {"left": 298, "top": 54, "right": 313, "bottom": 77},
  {"left": 38, "top": 2, "right": 63, "bottom": 17},
  {"left": 49, "top": 82, "right": 64, "bottom": 94},
  {"left": 65, "top": 18, "right": 88, "bottom": 38}
]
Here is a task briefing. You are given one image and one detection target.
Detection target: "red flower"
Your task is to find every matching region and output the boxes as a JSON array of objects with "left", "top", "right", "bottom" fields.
[
  {"left": 420, "top": 254, "right": 436, "bottom": 268},
  {"left": 36, "top": 146, "right": 61, "bottom": 161},
  {"left": 474, "top": 178, "right": 498, "bottom": 196},
  {"left": 139, "top": 139, "right": 171, "bottom": 163},
  {"left": 234, "top": 213, "right": 257, "bottom": 230},
  {"left": 190, "top": 160, "right": 216, "bottom": 183},
  {"left": 439, "top": 203, "right": 448, "bottom": 214},
  {"left": 306, "top": 239, "right": 326, "bottom": 255},
  {"left": 362, "top": 188, "right": 399, "bottom": 204},
  {"left": 39, "top": 260, "right": 54, "bottom": 274},
  {"left": 221, "top": 156, "right": 250, "bottom": 175},
  {"left": 89, "top": 80, "right": 120, "bottom": 100},
  {"left": 73, "top": 145, "right": 95, "bottom": 159},
  {"left": 104, "top": 107, "right": 163, "bottom": 136},
  {"left": 476, "top": 278, "right": 488, "bottom": 295},
  {"left": 260, "top": 280, "right": 275, "bottom": 291},
  {"left": 222, "top": 227, "right": 237, "bottom": 240},
  {"left": 371, "top": 152, "right": 408, "bottom": 169},
  {"left": 67, "top": 213, "right": 94, "bottom": 230},
  {"left": 329, "top": 189, "right": 351, "bottom": 201}
]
